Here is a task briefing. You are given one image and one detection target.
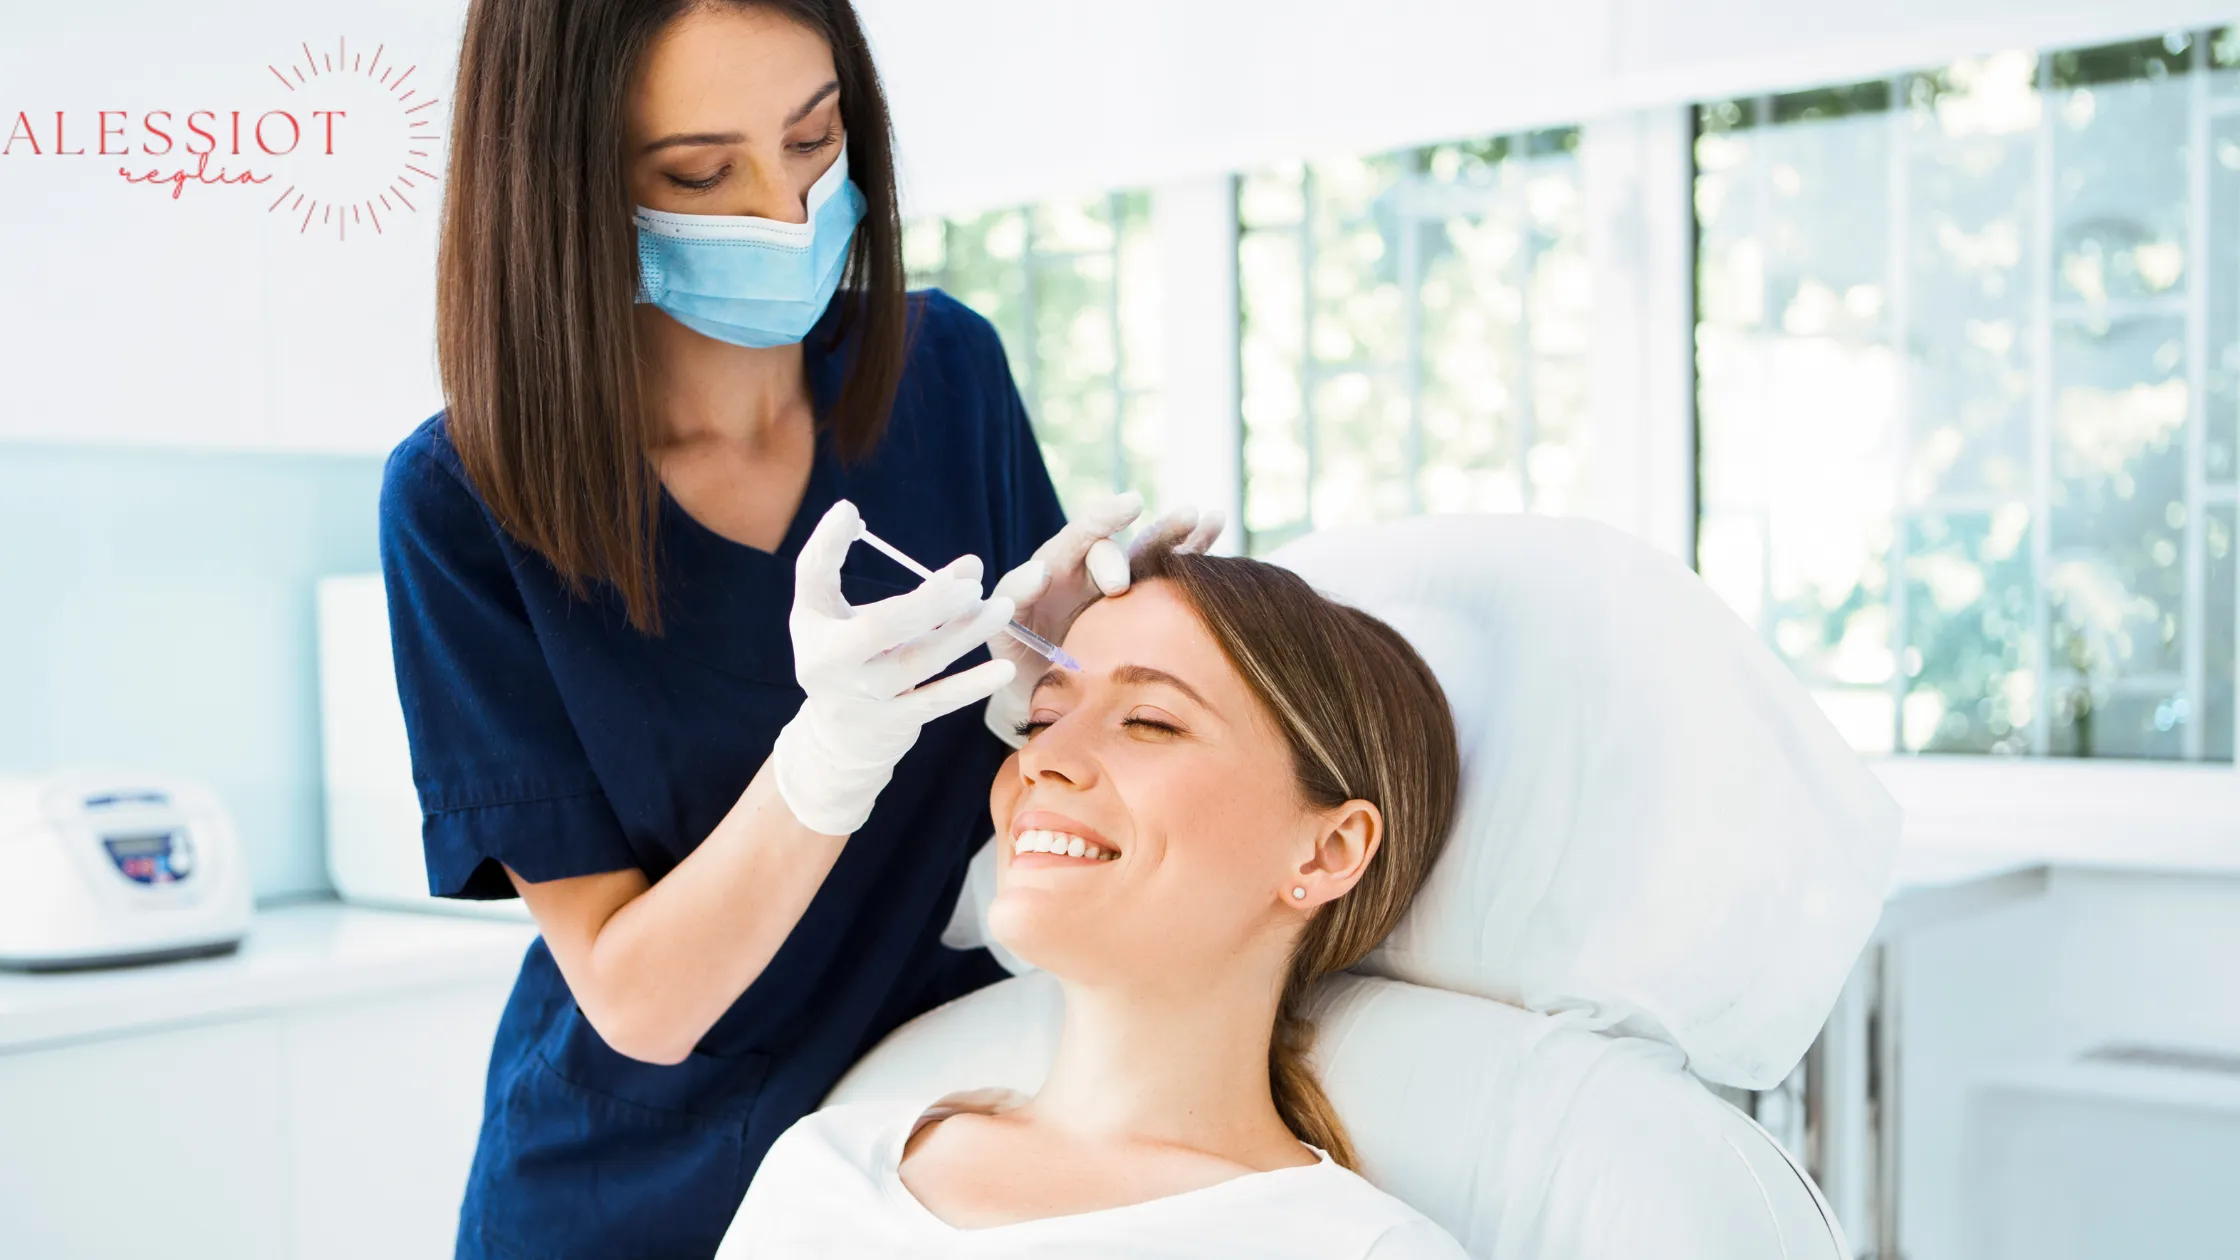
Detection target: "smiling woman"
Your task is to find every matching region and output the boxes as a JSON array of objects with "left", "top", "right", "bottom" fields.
[{"left": 721, "top": 541, "right": 1471, "bottom": 1257}]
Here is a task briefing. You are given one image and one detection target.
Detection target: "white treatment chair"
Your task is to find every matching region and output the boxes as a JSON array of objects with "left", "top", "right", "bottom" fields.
[{"left": 819, "top": 514, "right": 1902, "bottom": 1259}]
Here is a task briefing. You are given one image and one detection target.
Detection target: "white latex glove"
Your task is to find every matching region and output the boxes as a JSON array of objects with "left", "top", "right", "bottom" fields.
[
  {"left": 773, "top": 499, "right": 1020, "bottom": 836},
  {"left": 983, "top": 495, "right": 1226, "bottom": 748}
]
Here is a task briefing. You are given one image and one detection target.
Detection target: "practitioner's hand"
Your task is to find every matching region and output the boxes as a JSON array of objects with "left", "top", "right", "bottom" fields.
[
  {"left": 983, "top": 494, "right": 1226, "bottom": 748},
  {"left": 773, "top": 499, "right": 1019, "bottom": 835}
]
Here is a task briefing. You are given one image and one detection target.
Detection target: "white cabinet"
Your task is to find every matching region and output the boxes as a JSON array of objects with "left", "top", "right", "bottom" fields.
[
  {"left": 1974, "top": 1056, "right": 2240, "bottom": 1260},
  {"left": 280, "top": 984, "right": 513, "bottom": 1260},
  {"left": 0, "top": 905, "right": 532, "bottom": 1259},
  {"left": 0, "top": 1019, "right": 295, "bottom": 1259}
]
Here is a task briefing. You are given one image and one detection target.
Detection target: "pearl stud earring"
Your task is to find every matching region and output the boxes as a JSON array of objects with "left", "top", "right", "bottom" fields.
[{"left": 1291, "top": 886, "right": 1307, "bottom": 900}]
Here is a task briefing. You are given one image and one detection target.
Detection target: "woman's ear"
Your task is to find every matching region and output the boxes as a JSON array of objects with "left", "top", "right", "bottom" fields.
[{"left": 1287, "top": 800, "right": 1382, "bottom": 909}]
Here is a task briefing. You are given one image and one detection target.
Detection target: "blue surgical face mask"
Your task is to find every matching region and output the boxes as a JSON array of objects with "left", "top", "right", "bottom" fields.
[{"left": 632, "top": 147, "right": 867, "bottom": 349}]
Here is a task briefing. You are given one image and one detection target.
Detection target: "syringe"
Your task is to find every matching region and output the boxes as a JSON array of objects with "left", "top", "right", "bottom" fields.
[{"left": 854, "top": 526, "right": 1083, "bottom": 671}]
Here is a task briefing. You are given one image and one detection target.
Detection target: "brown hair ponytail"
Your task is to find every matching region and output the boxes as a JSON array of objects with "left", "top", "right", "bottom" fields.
[
  {"left": 1271, "top": 993, "right": 1352, "bottom": 1165},
  {"left": 1128, "top": 544, "right": 1461, "bottom": 1171}
]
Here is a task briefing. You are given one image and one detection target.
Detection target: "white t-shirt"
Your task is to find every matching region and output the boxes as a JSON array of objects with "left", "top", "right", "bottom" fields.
[{"left": 718, "top": 1086, "right": 1471, "bottom": 1259}]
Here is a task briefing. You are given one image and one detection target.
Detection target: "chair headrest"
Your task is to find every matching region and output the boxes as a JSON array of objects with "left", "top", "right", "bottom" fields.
[
  {"left": 819, "top": 970, "right": 1850, "bottom": 1258},
  {"left": 1266, "top": 514, "right": 1900, "bottom": 1088}
]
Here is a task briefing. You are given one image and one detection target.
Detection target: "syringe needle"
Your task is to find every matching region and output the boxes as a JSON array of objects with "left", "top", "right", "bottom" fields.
[{"left": 855, "top": 525, "right": 1082, "bottom": 670}]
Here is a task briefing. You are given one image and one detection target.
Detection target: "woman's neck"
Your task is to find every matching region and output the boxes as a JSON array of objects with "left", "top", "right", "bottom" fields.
[
  {"left": 636, "top": 306, "right": 812, "bottom": 451},
  {"left": 1022, "top": 945, "right": 1318, "bottom": 1171}
]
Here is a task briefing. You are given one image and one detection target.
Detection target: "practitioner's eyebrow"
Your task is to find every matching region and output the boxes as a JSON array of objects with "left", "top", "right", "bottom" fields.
[
  {"left": 640, "top": 81, "right": 840, "bottom": 154},
  {"left": 784, "top": 80, "right": 841, "bottom": 128}
]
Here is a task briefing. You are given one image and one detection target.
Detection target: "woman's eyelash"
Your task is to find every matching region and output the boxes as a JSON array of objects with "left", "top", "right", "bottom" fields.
[
  {"left": 663, "top": 131, "right": 837, "bottom": 192},
  {"left": 1010, "top": 715, "right": 1182, "bottom": 740}
]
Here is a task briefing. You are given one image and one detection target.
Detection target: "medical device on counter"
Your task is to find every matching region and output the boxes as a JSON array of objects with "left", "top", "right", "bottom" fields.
[
  {"left": 0, "top": 770, "right": 252, "bottom": 971},
  {"left": 853, "top": 525, "right": 1081, "bottom": 670}
]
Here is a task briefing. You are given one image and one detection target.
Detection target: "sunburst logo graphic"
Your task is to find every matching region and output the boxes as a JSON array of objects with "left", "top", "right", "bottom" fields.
[
  {"left": 4, "top": 35, "right": 448, "bottom": 241},
  {"left": 261, "top": 37, "right": 444, "bottom": 240}
]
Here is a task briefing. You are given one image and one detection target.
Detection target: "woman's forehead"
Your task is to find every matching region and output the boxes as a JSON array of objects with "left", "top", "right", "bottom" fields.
[
  {"left": 1068, "top": 580, "right": 1197, "bottom": 655},
  {"left": 630, "top": 8, "right": 836, "bottom": 126},
  {"left": 1063, "top": 584, "right": 1242, "bottom": 705}
]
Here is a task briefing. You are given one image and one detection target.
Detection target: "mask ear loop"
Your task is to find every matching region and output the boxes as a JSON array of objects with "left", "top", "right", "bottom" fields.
[{"left": 634, "top": 232, "right": 666, "bottom": 304}]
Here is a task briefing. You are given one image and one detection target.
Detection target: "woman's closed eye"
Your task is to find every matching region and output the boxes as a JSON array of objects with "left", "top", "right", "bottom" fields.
[
  {"left": 662, "top": 126, "right": 841, "bottom": 192},
  {"left": 665, "top": 166, "right": 728, "bottom": 192},
  {"left": 790, "top": 122, "right": 840, "bottom": 156},
  {"left": 1011, "top": 712, "right": 1188, "bottom": 741},
  {"left": 1121, "top": 712, "right": 1186, "bottom": 738}
]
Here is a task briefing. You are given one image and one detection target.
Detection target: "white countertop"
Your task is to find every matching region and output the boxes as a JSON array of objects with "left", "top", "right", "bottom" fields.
[
  {"left": 1877, "top": 846, "right": 2051, "bottom": 941},
  {"left": 1984, "top": 1050, "right": 2240, "bottom": 1116},
  {"left": 1875, "top": 831, "right": 2240, "bottom": 941},
  {"left": 0, "top": 901, "right": 538, "bottom": 1055}
]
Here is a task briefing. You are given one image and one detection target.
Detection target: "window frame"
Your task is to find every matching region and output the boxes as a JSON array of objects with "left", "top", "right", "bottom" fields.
[
  {"left": 1231, "top": 130, "right": 1610, "bottom": 554},
  {"left": 1681, "top": 31, "right": 2240, "bottom": 853},
  {"left": 941, "top": 89, "right": 2240, "bottom": 860},
  {"left": 903, "top": 194, "right": 1159, "bottom": 514}
]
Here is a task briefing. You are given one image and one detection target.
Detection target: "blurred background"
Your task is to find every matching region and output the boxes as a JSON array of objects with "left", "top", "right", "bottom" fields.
[{"left": 4, "top": 1, "right": 2238, "bottom": 1257}]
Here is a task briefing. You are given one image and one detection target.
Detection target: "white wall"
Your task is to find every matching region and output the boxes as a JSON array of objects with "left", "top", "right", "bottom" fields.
[
  {"left": 7, "top": 0, "right": 2234, "bottom": 457},
  {"left": 862, "top": 0, "right": 2240, "bottom": 218},
  {"left": 0, "top": 0, "right": 464, "bottom": 455},
  {"left": 0, "top": 446, "right": 387, "bottom": 899}
]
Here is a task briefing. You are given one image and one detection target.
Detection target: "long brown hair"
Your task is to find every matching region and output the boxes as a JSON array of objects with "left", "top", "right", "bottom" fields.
[
  {"left": 435, "top": 0, "right": 908, "bottom": 635},
  {"left": 1130, "top": 544, "right": 1461, "bottom": 1171}
]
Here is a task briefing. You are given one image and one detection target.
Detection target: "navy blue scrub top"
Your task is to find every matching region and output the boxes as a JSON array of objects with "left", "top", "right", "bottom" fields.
[{"left": 376, "top": 290, "right": 1066, "bottom": 1260}]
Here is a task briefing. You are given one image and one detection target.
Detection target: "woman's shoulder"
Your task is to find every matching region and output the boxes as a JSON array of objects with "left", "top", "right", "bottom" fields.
[
  {"left": 906, "top": 285, "right": 993, "bottom": 339},
  {"left": 386, "top": 410, "right": 463, "bottom": 475},
  {"left": 868, "top": 291, "right": 1038, "bottom": 488},
  {"left": 763, "top": 1097, "right": 900, "bottom": 1172},
  {"left": 903, "top": 287, "right": 1011, "bottom": 378},
  {"left": 765, "top": 1086, "right": 1021, "bottom": 1183},
  {"left": 379, "top": 411, "right": 476, "bottom": 520},
  {"left": 1359, "top": 1215, "right": 1474, "bottom": 1259},
  {"left": 1301, "top": 1163, "right": 1472, "bottom": 1259},
  {"left": 376, "top": 411, "right": 520, "bottom": 581},
  {"left": 716, "top": 1097, "right": 930, "bottom": 1258}
]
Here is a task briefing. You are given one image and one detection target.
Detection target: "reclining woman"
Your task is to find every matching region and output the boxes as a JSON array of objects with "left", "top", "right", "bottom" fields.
[{"left": 722, "top": 540, "right": 1471, "bottom": 1257}]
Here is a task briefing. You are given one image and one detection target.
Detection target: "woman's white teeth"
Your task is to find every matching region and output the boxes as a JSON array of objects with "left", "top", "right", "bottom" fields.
[{"left": 1012, "top": 829, "right": 1117, "bottom": 861}]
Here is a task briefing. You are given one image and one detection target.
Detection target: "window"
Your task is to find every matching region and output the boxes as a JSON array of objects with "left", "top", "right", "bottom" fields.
[
  {"left": 1236, "top": 129, "right": 1594, "bottom": 555},
  {"left": 903, "top": 193, "right": 1162, "bottom": 516},
  {"left": 1696, "top": 29, "right": 2240, "bottom": 760}
]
